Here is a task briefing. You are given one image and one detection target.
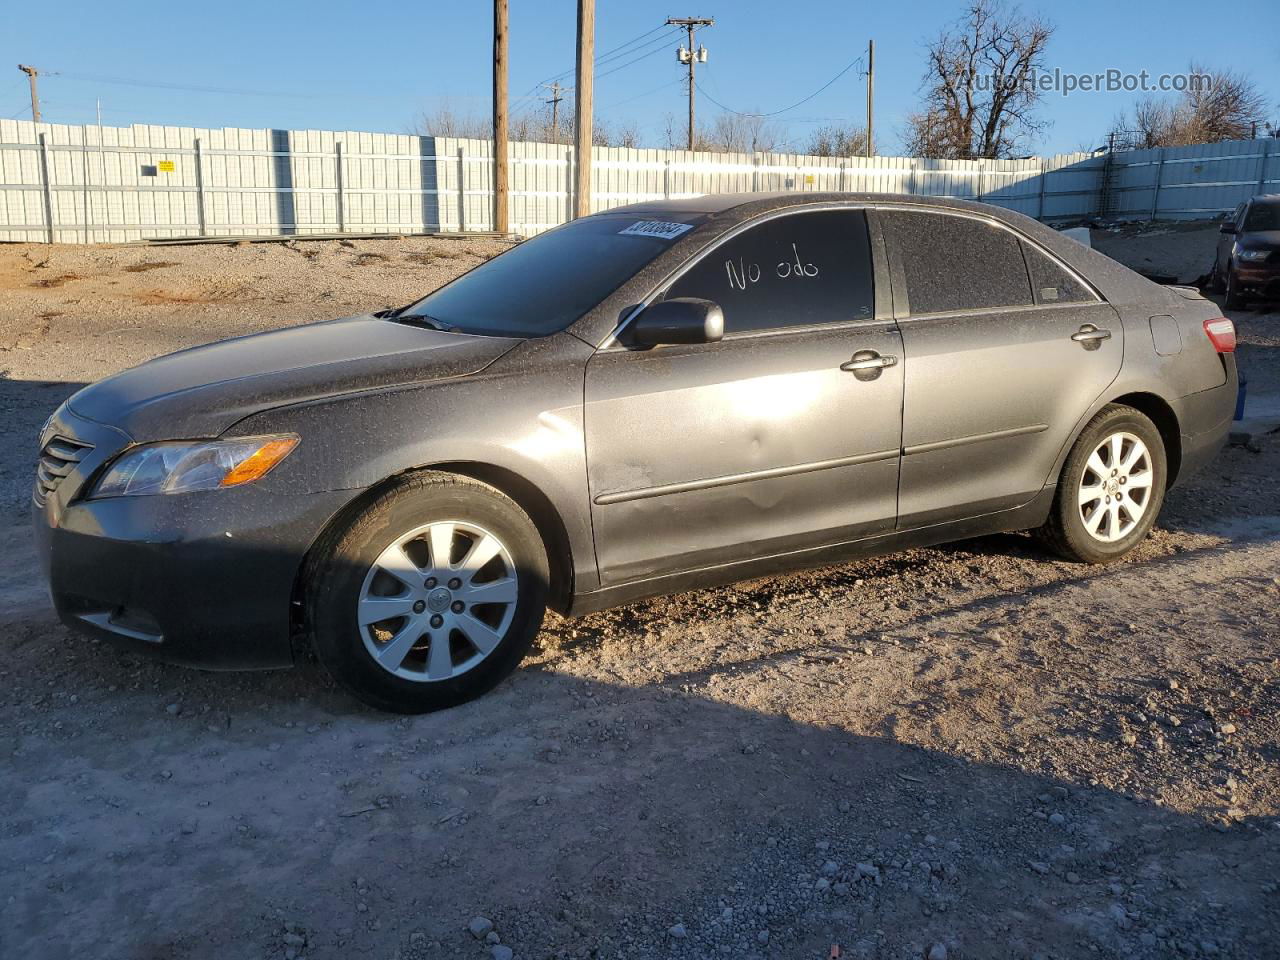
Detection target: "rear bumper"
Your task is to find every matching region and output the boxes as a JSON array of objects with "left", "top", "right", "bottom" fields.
[{"left": 1170, "top": 358, "right": 1237, "bottom": 485}]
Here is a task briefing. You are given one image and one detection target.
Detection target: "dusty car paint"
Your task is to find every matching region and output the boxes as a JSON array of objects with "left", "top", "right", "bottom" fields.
[{"left": 34, "top": 192, "right": 1236, "bottom": 667}]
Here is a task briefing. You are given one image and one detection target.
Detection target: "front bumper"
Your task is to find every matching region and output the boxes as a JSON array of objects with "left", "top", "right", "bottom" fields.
[
  {"left": 32, "top": 406, "right": 355, "bottom": 670},
  {"left": 1233, "top": 259, "right": 1280, "bottom": 298}
]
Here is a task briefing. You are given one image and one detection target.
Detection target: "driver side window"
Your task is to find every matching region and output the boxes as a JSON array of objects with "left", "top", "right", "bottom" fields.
[{"left": 664, "top": 210, "right": 875, "bottom": 335}]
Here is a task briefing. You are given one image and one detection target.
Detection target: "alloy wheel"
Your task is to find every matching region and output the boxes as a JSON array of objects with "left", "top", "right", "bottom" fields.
[
  {"left": 1078, "top": 432, "right": 1154, "bottom": 543},
  {"left": 357, "top": 520, "right": 519, "bottom": 682}
]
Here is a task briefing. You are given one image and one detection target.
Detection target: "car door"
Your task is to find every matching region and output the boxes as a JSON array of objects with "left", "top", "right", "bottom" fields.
[
  {"left": 878, "top": 208, "right": 1122, "bottom": 528},
  {"left": 583, "top": 208, "right": 904, "bottom": 586}
]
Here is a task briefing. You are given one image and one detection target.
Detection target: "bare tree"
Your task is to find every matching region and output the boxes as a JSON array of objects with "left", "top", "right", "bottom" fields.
[
  {"left": 902, "top": 0, "right": 1053, "bottom": 159},
  {"left": 665, "top": 112, "right": 785, "bottom": 153},
  {"left": 804, "top": 123, "right": 871, "bottom": 158},
  {"left": 412, "top": 104, "right": 641, "bottom": 148},
  {"left": 601, "top": 119, "right": 642, "bottom": 149},
  {"left": 410, "top": 103, "right": 492, "bottom": 140},
  {"left": 1110, "top": 65, "right": 1269, "bottom": 148}
]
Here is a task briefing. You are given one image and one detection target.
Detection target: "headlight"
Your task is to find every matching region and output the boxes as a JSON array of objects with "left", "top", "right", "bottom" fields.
[
  {"left": 90, "top": 435, "right": 299, "bottom": 498},
  {"left": 1237, "top": 249, "right": 1269, "bottom": 262}
]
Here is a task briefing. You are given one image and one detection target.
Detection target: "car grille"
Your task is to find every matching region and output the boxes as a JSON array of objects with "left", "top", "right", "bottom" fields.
[{"left": 35, "top": 436, "right": 94, "bottom": 505}]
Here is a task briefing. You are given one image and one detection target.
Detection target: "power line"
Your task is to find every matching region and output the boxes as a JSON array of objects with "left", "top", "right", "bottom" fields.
[
  {"left": 1, "top": 74, "right": 30, "bottom": 115},
  {"left": 600, "top": 77, "right": 683, "bottom": 112},
  {"left": 697, "top": 56, "right": 864, "bottom": 118},
  {"left": 511, "top": 32, "right": 677, "bottom": 128},
  {"left": 595, "top": 36, "right": 680, "bottom": 82},
  {"left": 523, "top": 24, "right": 678, "bottom": 96},
  {"left": 43, "top": 69, "right": 337, "bottom": 100}
]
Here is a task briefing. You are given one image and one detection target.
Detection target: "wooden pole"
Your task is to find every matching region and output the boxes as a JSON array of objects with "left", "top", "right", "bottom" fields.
[
  {"left": 493, "top": 0, "right": 510, "bottom": 234},
  {"left": 573, "top": 0, "right": 594, "bottom": 218},
  {"left": 18, "top": 65, "right": 40, "bottom": 123},
  {"left": 686, "top": 23, "right": 696, "bottom": 151}
]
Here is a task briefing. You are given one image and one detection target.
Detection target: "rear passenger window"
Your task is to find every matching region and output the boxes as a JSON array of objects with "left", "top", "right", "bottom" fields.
[
  {"left": 664, "top": 210, "right": 874, "bottom": 334},
  {"left": 1021, "top": 241, "right": 1096, "bottom": 304},
  {"left": 881, "top": 211, "right": 1032, "bottom": 315}
]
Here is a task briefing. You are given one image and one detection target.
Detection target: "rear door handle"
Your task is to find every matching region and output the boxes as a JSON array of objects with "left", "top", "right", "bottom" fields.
[
  {"left": 1071, "top": 324, "right": 1112, "bottom": 349},
  {"left": 840, "top": 350, "right": 898, "bottom": 380}
]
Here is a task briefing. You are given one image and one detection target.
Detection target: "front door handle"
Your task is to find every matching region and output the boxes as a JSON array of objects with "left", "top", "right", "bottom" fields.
[
  {"left": 1071, "top": 324, "right": 1112, "bottom": 350},
  {"left": 840, "top": 350, "right": 898, "bottom": 380}
]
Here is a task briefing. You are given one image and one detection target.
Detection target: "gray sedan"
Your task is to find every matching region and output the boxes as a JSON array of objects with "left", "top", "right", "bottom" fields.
[{"left": 33, "top": 193, "right": 1238, "bottom": 712}]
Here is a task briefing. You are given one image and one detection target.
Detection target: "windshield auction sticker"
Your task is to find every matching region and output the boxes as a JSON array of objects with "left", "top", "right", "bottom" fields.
[{"left": 618, "top": 220, "right": 694, "bottom": 240}]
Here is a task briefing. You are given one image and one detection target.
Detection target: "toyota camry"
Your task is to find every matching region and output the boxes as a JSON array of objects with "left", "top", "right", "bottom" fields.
[{"left": 33, "top": 193, "right": 1238, "bottom": 712}]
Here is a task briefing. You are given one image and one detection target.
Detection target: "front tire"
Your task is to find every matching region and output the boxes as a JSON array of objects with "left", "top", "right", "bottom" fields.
[
  {"left": 307, "top": 472, "right": 549, "bottom": 713},
  {"left": 1224, "top": 266, "right": 1246, "bottom": 309},
  {"left": 1038, "top": 405, "right": 1167, "bottom": 564}
]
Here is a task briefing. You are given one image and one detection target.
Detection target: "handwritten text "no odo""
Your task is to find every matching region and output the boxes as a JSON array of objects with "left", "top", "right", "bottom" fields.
[{"left": 724, "top": 243, "right": 820, "bottom": 291}]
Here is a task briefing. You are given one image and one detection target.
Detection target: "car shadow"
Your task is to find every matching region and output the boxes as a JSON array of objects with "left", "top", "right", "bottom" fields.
[{"left": 3, "top": 618, "right": 1275, "bottom": 960}]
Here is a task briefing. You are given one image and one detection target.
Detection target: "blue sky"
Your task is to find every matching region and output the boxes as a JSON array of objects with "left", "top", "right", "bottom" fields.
[{"left": 3, "top": 0, "right": 1277, "bottom": 154}]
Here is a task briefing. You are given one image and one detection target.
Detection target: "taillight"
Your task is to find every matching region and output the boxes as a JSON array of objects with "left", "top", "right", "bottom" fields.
[{"left": 1203, "top": 317, "right": 1236, "bottom": 353}]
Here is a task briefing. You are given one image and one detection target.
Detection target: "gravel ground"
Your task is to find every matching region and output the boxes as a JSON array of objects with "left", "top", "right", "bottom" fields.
[
  {"left": 1091, "top": 222, "right": 1223, "bottom": 287},
  {"left": 1, "top": 234, "right": 1278, "bottom": 960}
]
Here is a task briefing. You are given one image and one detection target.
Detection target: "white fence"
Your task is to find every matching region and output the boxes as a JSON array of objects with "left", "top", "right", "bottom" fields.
[
  {"left": 0, "top": 117, "right": 1276, "bottom": 244},
  {"left": 1103, "top": 139, "right": 1280, "bottom": 220}
]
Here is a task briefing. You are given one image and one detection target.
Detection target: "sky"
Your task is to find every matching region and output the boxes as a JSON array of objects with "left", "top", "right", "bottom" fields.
[{"left": 3, "top": 0, "right": 1277, "bottom": 155}]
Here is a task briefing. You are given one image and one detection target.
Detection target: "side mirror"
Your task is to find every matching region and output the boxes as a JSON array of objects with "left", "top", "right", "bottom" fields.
[
  {"left": 1219, "top": 222, "right": 1237, "bottom": 234},
  {"left": 627, "top": 298, "right": 724, "bottom": 347}
]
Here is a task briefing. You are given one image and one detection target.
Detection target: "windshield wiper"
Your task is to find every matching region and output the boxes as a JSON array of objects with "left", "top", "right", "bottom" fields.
[{"left": 392, "top": 312, "right": 457, "bottom": 333}]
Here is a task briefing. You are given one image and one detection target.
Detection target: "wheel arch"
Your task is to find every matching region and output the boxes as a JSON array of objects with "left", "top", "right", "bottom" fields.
[
  {"left": 290, "top": 462, "right": 577, "bottom": 648},
  {"left": 429, "top": 460, "right": 576, "bottom": 613},
  {"left": 1108, "top": 391, "right": 1183, "bottom": 486}
]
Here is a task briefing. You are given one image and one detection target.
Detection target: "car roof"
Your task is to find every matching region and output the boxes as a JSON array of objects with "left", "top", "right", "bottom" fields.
[{"left": 593, "top": 191, "right": 1016, "bottom": 220}]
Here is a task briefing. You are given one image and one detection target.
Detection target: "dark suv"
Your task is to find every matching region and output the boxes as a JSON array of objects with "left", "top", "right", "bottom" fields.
[{"left": 1213, "top": 194, "right": 1280, "bottom": 307}]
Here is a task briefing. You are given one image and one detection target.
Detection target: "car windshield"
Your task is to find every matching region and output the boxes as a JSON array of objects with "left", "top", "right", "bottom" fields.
[
  {"left": 399, "top": 215, "right": 700, "bottom": 337},
  {"left": 1244, "top": 202, "right": 1280, "bottom": 231}
]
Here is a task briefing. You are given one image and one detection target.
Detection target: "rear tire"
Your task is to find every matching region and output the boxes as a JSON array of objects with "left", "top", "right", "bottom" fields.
[
  {"left": 307, "top": 472, "right": 549, "bottom": 713},
  {"left": 1038, "top": 405, "right": 1167, "bottom": 564}
]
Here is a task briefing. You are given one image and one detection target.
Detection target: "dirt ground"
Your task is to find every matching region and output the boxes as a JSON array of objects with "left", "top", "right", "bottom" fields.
[
  {"left": 1, "top": 231, "right": 1277, "bottom": 960},
  {"left": 1090, "top": 222, "right": 1225, "bottom": 287}
]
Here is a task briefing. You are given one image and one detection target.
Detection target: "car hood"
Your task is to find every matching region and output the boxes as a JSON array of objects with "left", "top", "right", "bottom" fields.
[{"left": 67, "top": 314, "right": 521, "bottom": 441}]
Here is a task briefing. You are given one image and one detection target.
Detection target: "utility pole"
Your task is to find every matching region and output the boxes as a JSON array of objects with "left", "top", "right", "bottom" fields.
[
  {"left": 667, "top": 17, "right": 713, "bottom": 150},
  {"left": 493, "top": 0, "right": 509, "bottom": 234},
  {"left": 17, "top": 64, "right": 40, "bottom": 122},
  {"left": 865, "top": 40, "right": 874, "bottom": 158},
  {"left": 574, "top": 0, "right": 594, "bottom": 218},
  {"left": 543, "top": 81, "right": 565, "bottom": 142}
]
